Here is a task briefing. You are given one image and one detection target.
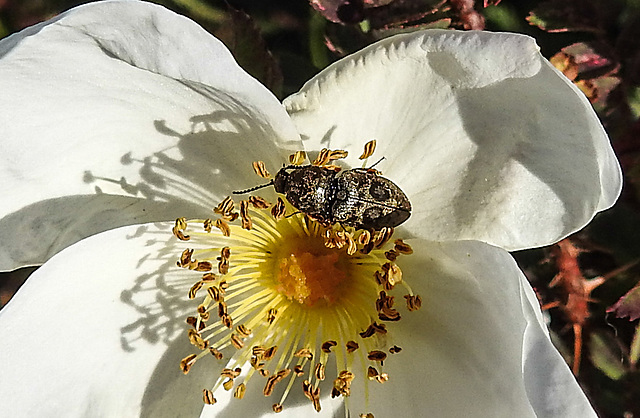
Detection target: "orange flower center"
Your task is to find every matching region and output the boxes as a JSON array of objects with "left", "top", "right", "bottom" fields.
[{"left": 276, "top": 238, "right": 349, "bottom": 306}]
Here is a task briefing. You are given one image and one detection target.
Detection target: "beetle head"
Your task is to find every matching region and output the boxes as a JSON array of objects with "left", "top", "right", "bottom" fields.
[{"left": 273, "top": 169, "right": 289, "bottom": 194}]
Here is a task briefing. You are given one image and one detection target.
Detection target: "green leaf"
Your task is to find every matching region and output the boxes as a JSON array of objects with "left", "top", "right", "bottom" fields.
[
  {"left": 589, "top": 331, "right": 627, "bottom": 380},
  {"left": 631, "top": 322, "right": 640, "bottom": 367}
]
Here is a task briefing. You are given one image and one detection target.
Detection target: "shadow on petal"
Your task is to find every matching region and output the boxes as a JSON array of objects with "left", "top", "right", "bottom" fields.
[
  {"left": 140, "top": 334, "right": 220, "bottom": 418},
  {"left": 2, "top": 82, "right": 300, "bottom": 270},
  {"left": 454, "top": 64, "right": 604, "bottom": 246}
]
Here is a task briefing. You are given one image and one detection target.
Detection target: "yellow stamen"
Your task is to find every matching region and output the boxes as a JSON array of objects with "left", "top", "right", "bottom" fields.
[{"left": 176, "top": 204, "right": 418, "bottom": 414}]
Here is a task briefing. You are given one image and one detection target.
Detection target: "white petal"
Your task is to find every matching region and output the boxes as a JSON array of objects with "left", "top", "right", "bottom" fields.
[
  {"left": 519, "top": 276, "right": 596, "bottom": 417},
  {"left": 0, "top": 222, "right": 223, "bottom": 415},
  {"left": 347, "top": 239, "right": 594, "bottom": 417},
  {"left": 284, "top": 30, "right": 621, "bottom": 250},
  {"left": 0, "top": 0, "right": 299, "bottom": 269}
]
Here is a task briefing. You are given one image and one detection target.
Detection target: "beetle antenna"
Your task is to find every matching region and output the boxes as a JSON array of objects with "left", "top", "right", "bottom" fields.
[
  {"left": 233, "top": 180, "right": 274, "bottom": 195},
  {"left": 368, "top": 157, "right": 385, "bottom": 169}
]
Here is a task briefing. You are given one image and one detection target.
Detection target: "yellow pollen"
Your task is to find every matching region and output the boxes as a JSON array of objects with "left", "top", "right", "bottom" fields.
[{"left": 276, "top": 239, "right": 348, "bottom": 306}]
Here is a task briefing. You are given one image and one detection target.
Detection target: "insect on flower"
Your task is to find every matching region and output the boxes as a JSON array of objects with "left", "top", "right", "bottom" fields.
[{"left": 233, "top": 141, "right": 412, "bottom": 230}]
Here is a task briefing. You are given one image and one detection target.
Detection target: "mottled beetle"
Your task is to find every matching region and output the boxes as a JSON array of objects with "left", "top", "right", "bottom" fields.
[{"left": 233, "top": 163, "right": 411, "bottom": 230}]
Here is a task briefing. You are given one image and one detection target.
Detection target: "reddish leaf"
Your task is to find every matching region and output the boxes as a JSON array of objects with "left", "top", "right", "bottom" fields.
[
  {"left": 607, "top": 282, "right": 640, "bottom": 321},
  {"left": 550, "top": 43, "right": 620, "bottom": 110}
]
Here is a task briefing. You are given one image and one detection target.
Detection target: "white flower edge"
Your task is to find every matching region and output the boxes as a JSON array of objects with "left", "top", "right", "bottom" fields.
[
  {"left": 0, "top": 0, "right": 299, "bottom": 270},
  {"left": 0, "top": 223, "right": 594, "bottom": 417},
  {"left": 284, "top": 29, "right": 622, "bottom": 251}
]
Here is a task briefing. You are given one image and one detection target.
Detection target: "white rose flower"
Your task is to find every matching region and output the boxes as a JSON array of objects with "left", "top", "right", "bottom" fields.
[{"left": 0, "top": 1, "right": 621, "bottom": 417}]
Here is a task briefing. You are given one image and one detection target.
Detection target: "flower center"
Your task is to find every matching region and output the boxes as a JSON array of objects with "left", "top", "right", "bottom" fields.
[
  {"left": 174, "top": 208, "right": 420, "bottom": 415},
  {"left": 276, "top": 238, "right": 348, "bottom": 306}
]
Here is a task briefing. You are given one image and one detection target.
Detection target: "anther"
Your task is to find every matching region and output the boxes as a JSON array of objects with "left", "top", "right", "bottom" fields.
[
  {"left": 328, "top": 149, "right": 348, "bottom": 161},
  {"left": 289, "top": 150, "right": 306, "bottom": 165},
  {"left": 321, "top": 340, "right": 337, "bottom": 353},
  {"left": 188, "top": 329, "right": 208, "bottom": 349},
  {"left": 367, "top": 367, "right": 389, "bottom": 383},
  {"left": 173, "top": 217, "right": 190, "bottom": 241},
  {"left": 209, "top": 347, "right": 223, "bottom": 360},
  {"left": 294, "top": 348, "right": 313, "bottom": 359},
  {"left": 186, "top": 316, "right": 198, "bottom": 329},
  {"left": 252, "top": 161, "right": 271, "bottom": 178},
  {"left": 231, "top": 333, "right": 244, "bottom": 349},
  {"left": 405, "top": 294, "right": 422, "bottom": 311},
  {"left": 233, "top": 383, "right": 247, "bottom": 399},
  {"left": 263, "top": 346, "right": 278, "bottom": 361},
  {"left": 214, "top": 196, "right": 235, "bottom": 215},
  {"left": 203, "top": 389, "right": 216, "bottom": 405},
  {"left": 180, "top": 354, "right": 198, "bottom": 374},
  {"left": 236, "top": 324, "right": 252, "bottom": 338},
  {"left": 221, "top": 313, "right": 233, "bottom": 328},
  {"left": 266, "top": 308, "right": 278, "bottom": 324},
  {"left": 215, "top": 219, "right": 231, "bottom": 236},
  {"left": 374, "top": 227, "right": 394, "bottom": 248},
  {"left": 312, "top": 148, "right": 331, "bottom": 166},
  {"left": 202, "top": 273, "right": 216, "bottom": 282},
  {"left": 223, "top": 379, "right": 234, "bottom": 391},
  {"left": 357, "top": 230, "right": 371, "bottom": 245},
  {"left": 217, "top": 301, "right": 227, "bottom": 318},
  {"left": 367, "top": 350, "right": 387, "bottom": 363},
  {"left": 302, "top": 380, "right": 322, "bottom": 412},
  {"left": 359, "top": 322, "right": 387, "bottom": 338},
  {"left": 207, "top": 286, "right": 223, "bottom": 302},
  {"left": 249, "top": 195, "right": 271, "bottom": 209},
  {"left": 359, "top": 139, "right": 376, "bottom": 160},
  {"left": 240, "top": 200, "right": 252, "bottom": 230},
  {"left": 314, "top": 363, "right": 326, "bottom": 381},
  {"left": 271, "top": 197, "right": 286, "bottom": 220},
  {"left": 221, "top": 368, "right": 242, "bottom": 379},
  {"left": 384, "top": 249, "right": 399, "bottom": 261},
  {"left": 188, "top": 281, "right": 204, "bottom": 299},
  {"left": 394, "top": 239, "right": 413, "bottom": 254}
]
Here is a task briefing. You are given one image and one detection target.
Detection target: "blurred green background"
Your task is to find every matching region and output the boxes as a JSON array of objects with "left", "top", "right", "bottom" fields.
[{"left": 2, "top": 0, "right": 640, "bottom": 416}]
